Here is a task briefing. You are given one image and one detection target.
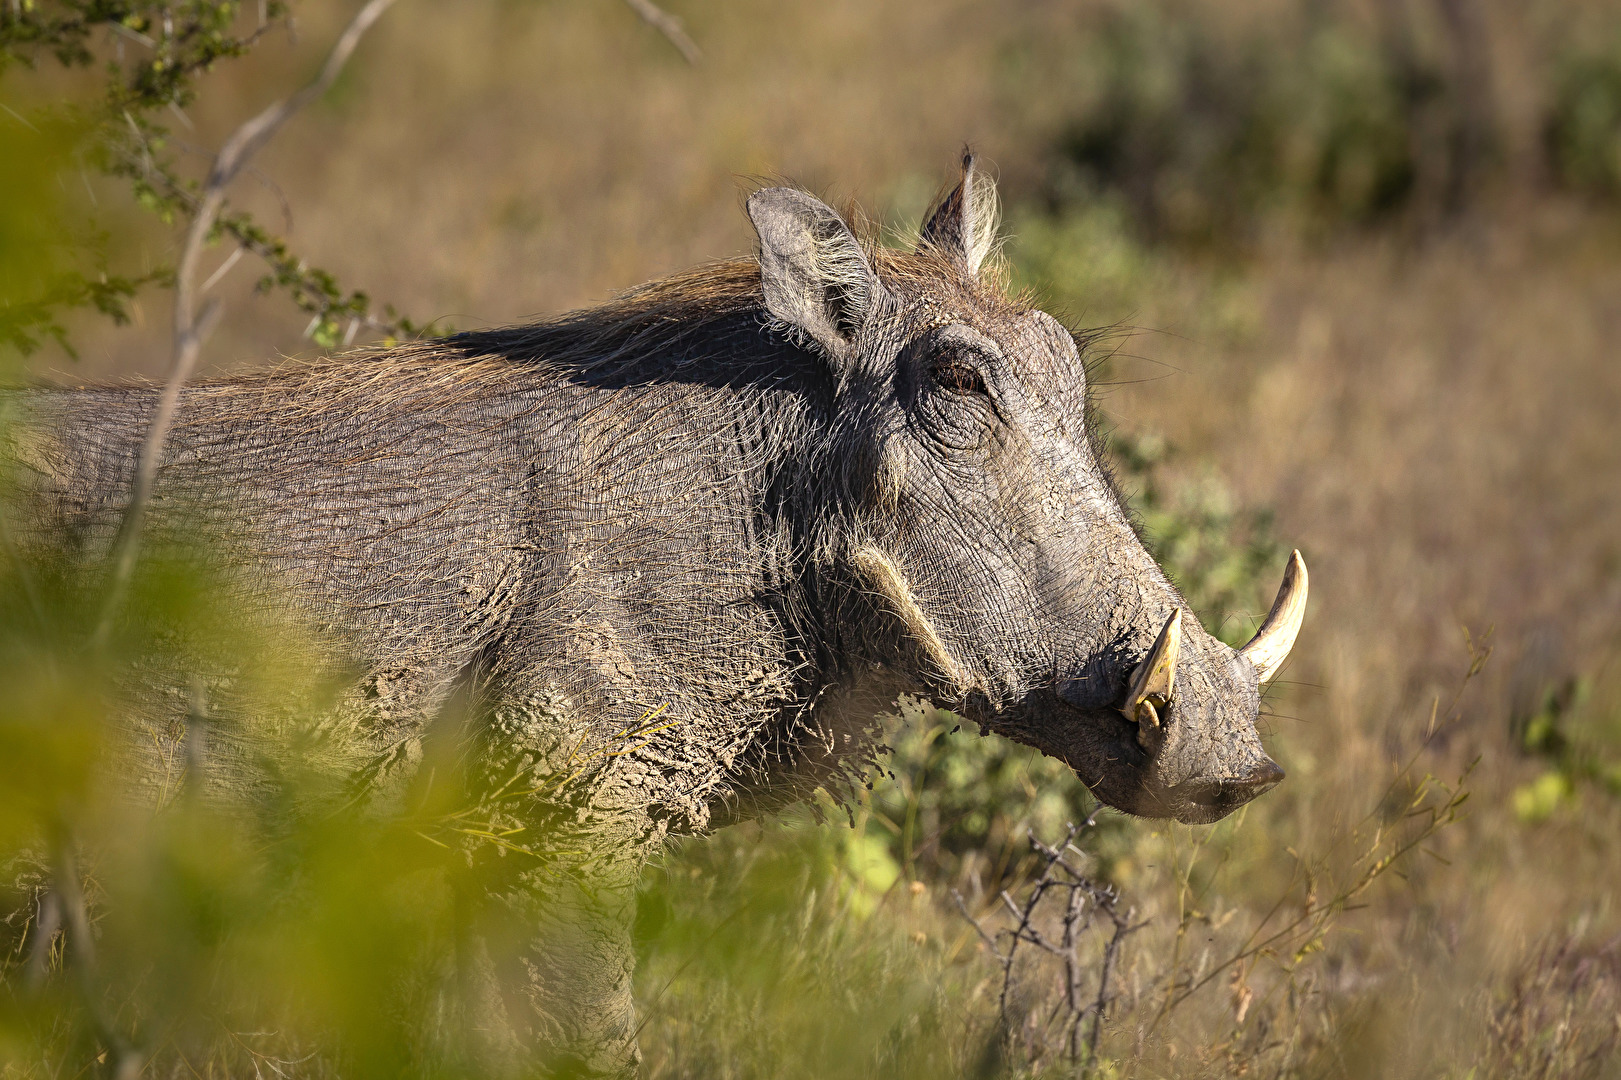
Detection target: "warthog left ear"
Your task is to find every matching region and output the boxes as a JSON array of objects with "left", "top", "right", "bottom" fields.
[
  {"left": 748, "top": 187, "right": 887, "bottom": 364},
  {"left": 918, "top": 149, "right": 999, "bottom": 275}
]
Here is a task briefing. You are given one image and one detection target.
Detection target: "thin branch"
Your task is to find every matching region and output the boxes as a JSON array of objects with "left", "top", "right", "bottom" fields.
[
  {"left": 206, "top": 0, "right": 399, "bottom": 202},
  {"left": 955, "top": 820, "right": 1137, "bottom": 1074},
  {"left": 952, "top": 889, "right": 1005, "bottom": 960},
  {"left": 55, "top": 837, "right": 147, "bottom": 1079},
  {"left": 200, "top": 246, "right": 244, "bottom": 293},
  {"left": 93, "top": 0, "right": 399, "bottom": 642},
  {"left": 622, "top": 0, "right": 701, "bottom": 64}
]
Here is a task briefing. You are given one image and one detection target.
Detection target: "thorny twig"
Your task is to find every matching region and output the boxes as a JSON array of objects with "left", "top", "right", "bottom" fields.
[
  {"left": 93, "top": 0, "right": 399, "bottom": 643},
  {"left": 954, "top": 816, "right": 1144, "bottom": 1076}
]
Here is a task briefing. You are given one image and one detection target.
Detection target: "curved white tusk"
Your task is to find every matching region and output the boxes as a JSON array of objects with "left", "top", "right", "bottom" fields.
[
  {"left": 1120, "top": 607, "right": 1182, "bottom": 725},
  {"left": 1240, "top": 550, "right": 1309, "bottom": 684}
]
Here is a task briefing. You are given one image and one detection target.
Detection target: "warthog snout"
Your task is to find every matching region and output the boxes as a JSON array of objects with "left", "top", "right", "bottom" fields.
[{"left": 1048, "top": 551, "right": 1306, "bottom": 825}]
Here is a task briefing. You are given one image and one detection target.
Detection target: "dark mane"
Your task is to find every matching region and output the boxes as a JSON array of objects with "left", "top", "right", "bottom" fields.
[
  {"left": 379, "top": 242, "right": 1031, "bottom": 384},
  {"left": 441, "top": 257, "right": 769, "bottom": 379},
  {"left": 165, "top": 233, "right": 1040, "bottom": 423}
]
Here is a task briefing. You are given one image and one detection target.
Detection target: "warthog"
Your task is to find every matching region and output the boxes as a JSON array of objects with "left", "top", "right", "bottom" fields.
[{"left": 9, "top": 155, "right": 1304, "bottom": 1076}]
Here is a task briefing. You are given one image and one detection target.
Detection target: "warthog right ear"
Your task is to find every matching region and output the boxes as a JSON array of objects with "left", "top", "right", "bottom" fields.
[
  {"left": 747, "top": 187, "right": 886, "bottom": 363},
  {"left": 918, "top": 150, "right": 999, "bottom": 275}
]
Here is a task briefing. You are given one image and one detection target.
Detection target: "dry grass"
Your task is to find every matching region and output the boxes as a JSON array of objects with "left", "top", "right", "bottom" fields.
[{"left": 1003, "top": 197, "right": 1621, "bottom": 1073}]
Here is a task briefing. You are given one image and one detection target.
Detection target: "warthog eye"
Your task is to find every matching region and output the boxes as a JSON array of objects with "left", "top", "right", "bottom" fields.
[{"left": 931, "top": 355, "right": 987, "bottom": 396}]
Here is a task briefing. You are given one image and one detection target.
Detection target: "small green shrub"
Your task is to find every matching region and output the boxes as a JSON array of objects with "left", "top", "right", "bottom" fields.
[
  {"left": 1546, "top": 40, "right": 1621, "bottom": 198},
  {"left": 1044, "top": 6, "right": 1426, "bottom": 243},
  {"left": 635, "top": 810, "right": 991, "bottom": 1080},
  {"left": 1508, "top": 672, "right": 1621, "bottom": 822}
]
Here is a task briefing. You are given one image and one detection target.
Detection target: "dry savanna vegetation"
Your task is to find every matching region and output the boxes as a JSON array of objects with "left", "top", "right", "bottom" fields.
[{"left": 4, "top": 0, "right": 1621, "bottom": 1077}]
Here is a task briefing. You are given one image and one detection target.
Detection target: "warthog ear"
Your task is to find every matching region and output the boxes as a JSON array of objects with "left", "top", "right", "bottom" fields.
[
  {"left": 747, "top": 187, "right": 886, "bottom": 362},
  {"left": 918, "top": 149, "right": 999, "bottom": 275}
]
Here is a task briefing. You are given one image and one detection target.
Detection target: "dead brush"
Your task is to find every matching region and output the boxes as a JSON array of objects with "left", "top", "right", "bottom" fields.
[
  {"left": 953, "top": 815, "right": 1144, "bottom": 1076},
  {"left": 956, "top": 640, "right": 1487, "bottom": 1078}
]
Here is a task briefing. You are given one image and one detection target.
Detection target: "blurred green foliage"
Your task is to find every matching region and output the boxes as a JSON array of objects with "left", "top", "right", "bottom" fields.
[
  {"left": 1546, "top": 38, "right": 1621, "bottom": 198},
  {"left": 1027, "top": 1, "right": 1621, "bottom": 243},
  {"left": 0, "top": 118, "right": 163, "bottom": 357},
  {"left": 0, "top": 570, "right": 628, "bottom": 1078},
  {"left": 0, "top": 527, "right": 372, "bottom": 1075},
  {"left": 0, "top": 441, "right": 602, "bottom": 1075},
  {"left": 1510, "top": 674, "right": 1621, "bottom": 824},
  {"left": 1045, "top": 8, "right": 1420, "bottom": 242},
  {"left": 0, "top": 1, "right": 437, "bottom": 358}
]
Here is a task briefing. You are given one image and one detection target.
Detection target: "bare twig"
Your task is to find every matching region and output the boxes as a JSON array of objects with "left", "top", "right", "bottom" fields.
[
  {"left": 94, "top": 0, "right": 399, "bottom": 641},
  {"left": 622, "top": 0, "right": 702, "bottom": 64},
  {"left": 955, "top": 820, "right": 1142, "bottom": 1076},
  {"left": 952, "top": 889, "right": 1004, "bottom": 958},
  {"left": 200, "top": 246, "right": 244, "bottom": 293}
]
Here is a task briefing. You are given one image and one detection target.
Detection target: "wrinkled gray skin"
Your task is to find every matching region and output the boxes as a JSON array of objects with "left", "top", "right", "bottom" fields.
[{"left": 8, "top": 160, "right": 1281, "bottom": 1077}]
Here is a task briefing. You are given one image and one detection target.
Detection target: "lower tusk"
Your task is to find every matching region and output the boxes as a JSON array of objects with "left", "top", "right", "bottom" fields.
[
  {"left": 1240, "top": 550, "right": 1309, "bottom": 684},
  {"left": 1119, "top": 608, "right": 1182, "bottom": 725},
  {"left": 851, "top": 546, "right": 969, "bottom": 691}
]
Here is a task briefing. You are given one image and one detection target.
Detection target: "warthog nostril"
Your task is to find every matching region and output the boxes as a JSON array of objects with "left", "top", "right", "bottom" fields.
[
  {"left": 1240, "top": 758, "right": 1286, "bottom": 792},
  {"left": 1172, "top": 758, "right": 1286, "bottom": 814}
]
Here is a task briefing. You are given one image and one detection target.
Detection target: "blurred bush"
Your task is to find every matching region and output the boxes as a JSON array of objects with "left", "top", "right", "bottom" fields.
[
  {"left": 1546, "top": 38, "right": 1621, "bottom": 198},
  {"left": 0, "top": 529, "right": 384, "bottom": 1076},
  {"left": 0, "top": 117, "right": 156, "bottom": 358},
  {"left": 0, "top": 463, "right": 596, "bottom": 1076},
  {"left": 1509, "top": 673, "right": 1621, "bottom": 824},
  {"left": 1032, "top": 0, "right": 1526, "bottom": 244}
]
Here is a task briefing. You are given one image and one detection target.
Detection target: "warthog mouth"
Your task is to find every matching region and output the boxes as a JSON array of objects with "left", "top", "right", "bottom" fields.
[
  {"left": 1008, "top": 692, "right": 1284, "bottom": 826},
  {"left": 1160, "top": 764, "right": 1287, "bottom": 825}
]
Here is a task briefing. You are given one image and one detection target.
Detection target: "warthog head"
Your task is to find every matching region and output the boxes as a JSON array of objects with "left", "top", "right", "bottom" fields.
[{"left": 750, "top": 155, "right": 1306, "bottom": 824}]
